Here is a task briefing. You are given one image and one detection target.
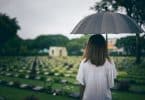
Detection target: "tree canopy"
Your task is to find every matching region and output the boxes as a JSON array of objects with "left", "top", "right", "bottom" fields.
[
  {"left": 116, "top": 35, "right": 145, "bottom": 56},
  {"left": 0, "top": 13, "right": 20, "bottom": 46},
  {"left": 92, "top": 0, "right": 145, "bottom": 26},
  {"left": 30, "top": 34, "right": 69, "bottom": 50}
]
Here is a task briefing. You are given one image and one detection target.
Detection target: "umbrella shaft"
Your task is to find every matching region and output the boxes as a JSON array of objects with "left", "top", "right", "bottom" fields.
[{"left": 105, "top": 33, "right": 108, "bottom": 55}]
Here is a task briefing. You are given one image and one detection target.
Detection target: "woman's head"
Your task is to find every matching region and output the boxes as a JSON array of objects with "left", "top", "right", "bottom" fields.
[{"left": 83, "top": 34, "right": 109, "bottom": 66}]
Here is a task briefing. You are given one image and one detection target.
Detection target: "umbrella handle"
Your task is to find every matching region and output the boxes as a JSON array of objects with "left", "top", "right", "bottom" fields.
[
  {"left": 105, "top": 33, "right": 108, "bottom": 56},
  {"left": 105, "top": 32, "right": 108, "bottom": 48}
]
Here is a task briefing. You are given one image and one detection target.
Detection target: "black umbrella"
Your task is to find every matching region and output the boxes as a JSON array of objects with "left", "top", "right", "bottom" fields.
[
  {"left": 71, "top": 12, "right": 143, "bottom": 34},
  {"left": 71, "top": 12, "right": 144, "bottom": 62}
]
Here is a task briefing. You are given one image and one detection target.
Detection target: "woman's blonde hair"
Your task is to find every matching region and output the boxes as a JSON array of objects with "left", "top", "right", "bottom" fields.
[{"left": 82, "top": 34, "right": 110, "bottom": 66}]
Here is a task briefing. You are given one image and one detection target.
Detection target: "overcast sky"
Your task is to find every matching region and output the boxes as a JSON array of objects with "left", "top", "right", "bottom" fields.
[{"left": 0, "top": 0, "right": 132, "bottom": 39}]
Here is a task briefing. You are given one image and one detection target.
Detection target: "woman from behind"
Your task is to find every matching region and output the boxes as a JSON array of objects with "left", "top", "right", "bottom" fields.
[{"left": 76, "top": 34, "right": 117, "bottom": 100}]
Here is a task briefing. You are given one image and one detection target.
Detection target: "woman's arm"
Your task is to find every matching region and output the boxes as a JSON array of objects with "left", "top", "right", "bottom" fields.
[{"left": 80, "top": 85, "right": 85, "bottom": 100}]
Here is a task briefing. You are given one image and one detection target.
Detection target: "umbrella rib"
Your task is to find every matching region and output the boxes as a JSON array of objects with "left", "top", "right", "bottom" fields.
[
  {"left": 112, "top": 13, "right": 117, "bottom": 33},
  {"left": 122, "top": 14, "right": 134, "bottom": 33},
  {"left": 101, "top": 12, "right": 105, "bottom": 33}
]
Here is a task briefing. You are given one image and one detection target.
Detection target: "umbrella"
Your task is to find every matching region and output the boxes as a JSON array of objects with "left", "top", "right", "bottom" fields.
[
  {"left": 71, "top": 12, "right": 143, "bottom": 34},
  {"left": 71, "top": 12, "right": 144, "bottom": 62}
]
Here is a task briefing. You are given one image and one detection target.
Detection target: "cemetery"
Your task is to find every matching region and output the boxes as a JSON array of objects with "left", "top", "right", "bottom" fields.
[
  {"left": 0, "top": 0, "right": 145, "bottom": 99},
  {"left": 0, "top": 56, "right": 145, "bottom": 100}
]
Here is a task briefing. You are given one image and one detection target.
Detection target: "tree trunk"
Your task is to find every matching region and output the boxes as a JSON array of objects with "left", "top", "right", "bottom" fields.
[{"left": 136, "top": 33, "right": 141, "bottom": 64}]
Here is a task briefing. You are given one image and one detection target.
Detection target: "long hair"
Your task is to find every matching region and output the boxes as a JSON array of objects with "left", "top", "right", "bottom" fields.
[{"left": 83, "top": 34, "right": 110, "bottom": 66}]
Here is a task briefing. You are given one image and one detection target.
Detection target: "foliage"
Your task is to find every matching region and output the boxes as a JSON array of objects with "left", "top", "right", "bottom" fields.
[
  {"left": 116, "top": 36, "right": 136, "bottom": 55},
  {"left": 117, "top": 79, "right": 131, "bottom": 91},
  {"left": 0, "top": 13, "right": 20, "bottom": 46},
  {"left": 92, "top": 0, "right": 145, "bottom": 25},
  {"left": 0, "top": 13, "right": 91, "bottom": 56},
  {"left": 0, "top": 34, "right": 70, "bottom": 56},
  {"left": 66, "top": 35, "right": 90, "bottom": 55},
  {"left": 116, "top": 36, "right": 145, "bottom": 55},
  {"left": 0, "top": 36, "right": 23, "bottom": 55},
  {"left": 32, "top": 34, "right": 69, "bottom": 50}
]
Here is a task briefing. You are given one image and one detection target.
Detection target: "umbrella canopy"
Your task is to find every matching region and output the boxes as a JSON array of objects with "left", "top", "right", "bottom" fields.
[{"left": 71, "top": 12, "right": 144, "bottom": 34}]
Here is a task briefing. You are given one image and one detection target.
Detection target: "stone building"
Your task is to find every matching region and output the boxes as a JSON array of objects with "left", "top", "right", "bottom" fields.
[{"left": 48, "top": 46, "right": 68, "bottom": 57}]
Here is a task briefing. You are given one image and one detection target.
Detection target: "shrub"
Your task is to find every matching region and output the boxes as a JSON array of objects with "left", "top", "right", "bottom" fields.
[{"left": 117, "top": 79, "right": 131, "bottom": 91}]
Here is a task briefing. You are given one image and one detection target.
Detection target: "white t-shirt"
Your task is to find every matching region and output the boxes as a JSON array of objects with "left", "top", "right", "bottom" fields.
[{"left": 76, "top": 59, "right": 117, "bottom": 100}]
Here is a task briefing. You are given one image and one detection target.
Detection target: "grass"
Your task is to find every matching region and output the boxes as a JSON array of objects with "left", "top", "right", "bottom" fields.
[
  {"left": 112, "top": 91, "right": 145, "bottom": 100},
  {"left": 130, "top": 84, "right": 145, "bottom": 92},
  {"left": 0, "top": 76, "right": 44, "bottom": 86},
  {"left": 0, "top": 85, "right": 75, "bottom": 100},
  {"left": 0, "top": 85, "right": 145, "bottom": 100}
]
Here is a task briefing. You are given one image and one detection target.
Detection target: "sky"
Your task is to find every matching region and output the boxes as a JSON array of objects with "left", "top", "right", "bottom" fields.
[{"left": 0, "top": 0, "right": 133, "bottom": 40}]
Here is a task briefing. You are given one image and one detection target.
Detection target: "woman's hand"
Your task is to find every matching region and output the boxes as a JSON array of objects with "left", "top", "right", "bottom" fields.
[{"left": 80, "top": 84, "right": 85, "bottom": 100}]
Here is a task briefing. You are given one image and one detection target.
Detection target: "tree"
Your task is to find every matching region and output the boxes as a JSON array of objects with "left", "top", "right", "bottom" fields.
[
  {"left": 92, "top": 0, "right": 145, "bottom": 25},
  {"left": 0, "top": 13, "right": 20, "bottom": 46},
  {"left": 66, "top": 35, "right": 90, "bottom": 55},
  {"left": 92, "top": 0, "right": 145, "bottom": 63},
  {"left": 67, "top": 40, "right": 82, "bottom": 55},
  {"left": 33, "top": 34, "right": 69, "bottom": 50},
  {"left": 116, "top": 36, "right": 145, "bottom": 56},
  {"left": 1, "top": 36, "right": 23, "bottom": 56},
  {"left": 116, "top": 36, "right": 136, "bottom": 55}
]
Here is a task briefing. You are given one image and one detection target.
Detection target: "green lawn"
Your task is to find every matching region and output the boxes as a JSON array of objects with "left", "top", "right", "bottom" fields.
[
  {"left": 112, "top": 91, "right": 145, "bottom": 100},
  {"left": 0, "top": 86, "right": 75, "bottom": 100},
  {"left": 0, "top": 76, "right": 44, "bottom": 86},
  {"left": 0, "top": 86, "right": 145, "bottom": 100}
]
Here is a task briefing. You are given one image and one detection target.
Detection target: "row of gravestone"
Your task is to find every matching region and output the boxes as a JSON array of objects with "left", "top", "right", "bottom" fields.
[
  {"left": 0, "top": 71, "right": 80, "bottom": 87},
  {"left": 0, "top": 58, "right": 76, "bottom": 79},
  {"left": 0, "top": 79, "right": 80, "bottom": 99},
  {"left": 1, "top": 70, "right": 145, "bottom": 95}
]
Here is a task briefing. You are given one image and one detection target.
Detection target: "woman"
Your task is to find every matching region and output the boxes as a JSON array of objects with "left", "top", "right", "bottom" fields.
[{"left": 76, "top": 34, "right": 117, "bottom": 100}]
